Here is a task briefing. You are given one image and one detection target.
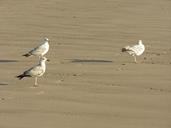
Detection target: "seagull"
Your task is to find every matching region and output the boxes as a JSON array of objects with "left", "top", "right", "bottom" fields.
[
  {"left": 23, "top": 37, "right": 49, "bottom": 59},
  {"left": 122, "top": 40, "right": 145, "bottom": 63},
  {"left": 16, "top": 57, "right": 49, "bottom": 87}
]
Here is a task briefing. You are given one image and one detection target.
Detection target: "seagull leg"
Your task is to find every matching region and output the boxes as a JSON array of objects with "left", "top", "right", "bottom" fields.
[
  {"left": 39, "top": 56, "right": 41, "bottom": 61},
  {"left": 133, "top": 56, "right": 137, "bottom": 63},
  {"left": 34, "top": 77, "right": 38, "bottom": 87}
]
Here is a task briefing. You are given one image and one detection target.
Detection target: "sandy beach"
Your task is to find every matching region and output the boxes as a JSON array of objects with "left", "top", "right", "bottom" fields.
[{"left": 0, "top": 0, "right": 171, "bottom": 128}]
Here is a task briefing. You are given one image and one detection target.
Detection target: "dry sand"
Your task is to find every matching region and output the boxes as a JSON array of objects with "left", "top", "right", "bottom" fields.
[{"left": 0, "top": 0, "right": 171, "bottom": 128}]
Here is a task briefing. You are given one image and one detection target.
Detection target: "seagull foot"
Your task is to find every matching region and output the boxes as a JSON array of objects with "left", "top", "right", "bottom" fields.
[
  {"left": 34, "top": 84, "right": 39, "bottom": 87},
  {"left": 29, "top": 84, "right": 38, "bottom": 88},
  {"left": 30, "top": 86, "right": 37, "bottom": 89}
]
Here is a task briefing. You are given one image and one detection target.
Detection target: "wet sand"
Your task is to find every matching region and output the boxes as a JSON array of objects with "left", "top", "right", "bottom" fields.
[{"left": 0, "top": 0, "right": 171, "bottom": 128}]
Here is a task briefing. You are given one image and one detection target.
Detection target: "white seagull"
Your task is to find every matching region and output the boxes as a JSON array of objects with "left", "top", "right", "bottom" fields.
[
  {"left": 122, "top": 40, "right": 145, "bottom": 63},
  {"left": 23, "top": 37, "right": 49, "bottom": 59},
  {"left": 16, "top": 57, "right": 49, "bottom": 87}
]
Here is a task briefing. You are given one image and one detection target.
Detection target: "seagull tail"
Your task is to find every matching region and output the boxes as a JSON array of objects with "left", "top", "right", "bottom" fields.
[
  {"left": 122, "top": 46, "right": 131, "bottom": 52},
  {"left": 16, "top": 74, "right": 31, "bottom": 80},
  {"left": 16, "top": 73, "right": 31, "bottom": 80},
  {"left": 16, "top": 74, "right": 25, "bottom": 80},
  {"left": 121, "top": 48, "right": 127, "bottom": 52},
  {"left": 22, "top": 53, "right": 31, "bottom": 57}
]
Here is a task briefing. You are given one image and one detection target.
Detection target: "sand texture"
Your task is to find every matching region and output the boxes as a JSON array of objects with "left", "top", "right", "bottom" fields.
[{"left": 0, "top": 0, "right": 171, "bottom": 128}]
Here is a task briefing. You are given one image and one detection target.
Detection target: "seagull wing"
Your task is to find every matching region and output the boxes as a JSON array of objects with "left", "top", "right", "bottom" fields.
[
  {"left": 29, "top": 43, "right": 47, "bottom": 55},
  {"left": 24, "top": 65, "right": 44, "bottom": 77},
  {"left": 130, "top": 44, "right": 144, "bottom": 56}
]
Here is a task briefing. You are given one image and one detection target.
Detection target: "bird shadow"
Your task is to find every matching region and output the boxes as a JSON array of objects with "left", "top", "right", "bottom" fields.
[
  {"left": 70, "top": 59, "right": 113, "bottom": 63},
  {"left": 0, "top": 59, "right": 19, "bottom": 63}
]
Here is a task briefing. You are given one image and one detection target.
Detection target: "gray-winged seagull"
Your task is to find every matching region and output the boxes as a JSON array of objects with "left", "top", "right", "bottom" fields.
[
  {"left": 16, "top": 57, "right": 49, "bottom": 87},
  {"left": 23, "top": 37, "right": 49, "bottom": 59}
]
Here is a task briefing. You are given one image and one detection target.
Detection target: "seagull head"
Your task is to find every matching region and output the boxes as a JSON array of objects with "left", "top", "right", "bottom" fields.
[
  {"left": 40, "top": 57, "right": 50, "bottom": 62},
  {"left": 138, "top": 40, "right": 143, "bottom": 45},
  {"left": 44, "top": 37, "right": 49, "bottom": 42}
]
